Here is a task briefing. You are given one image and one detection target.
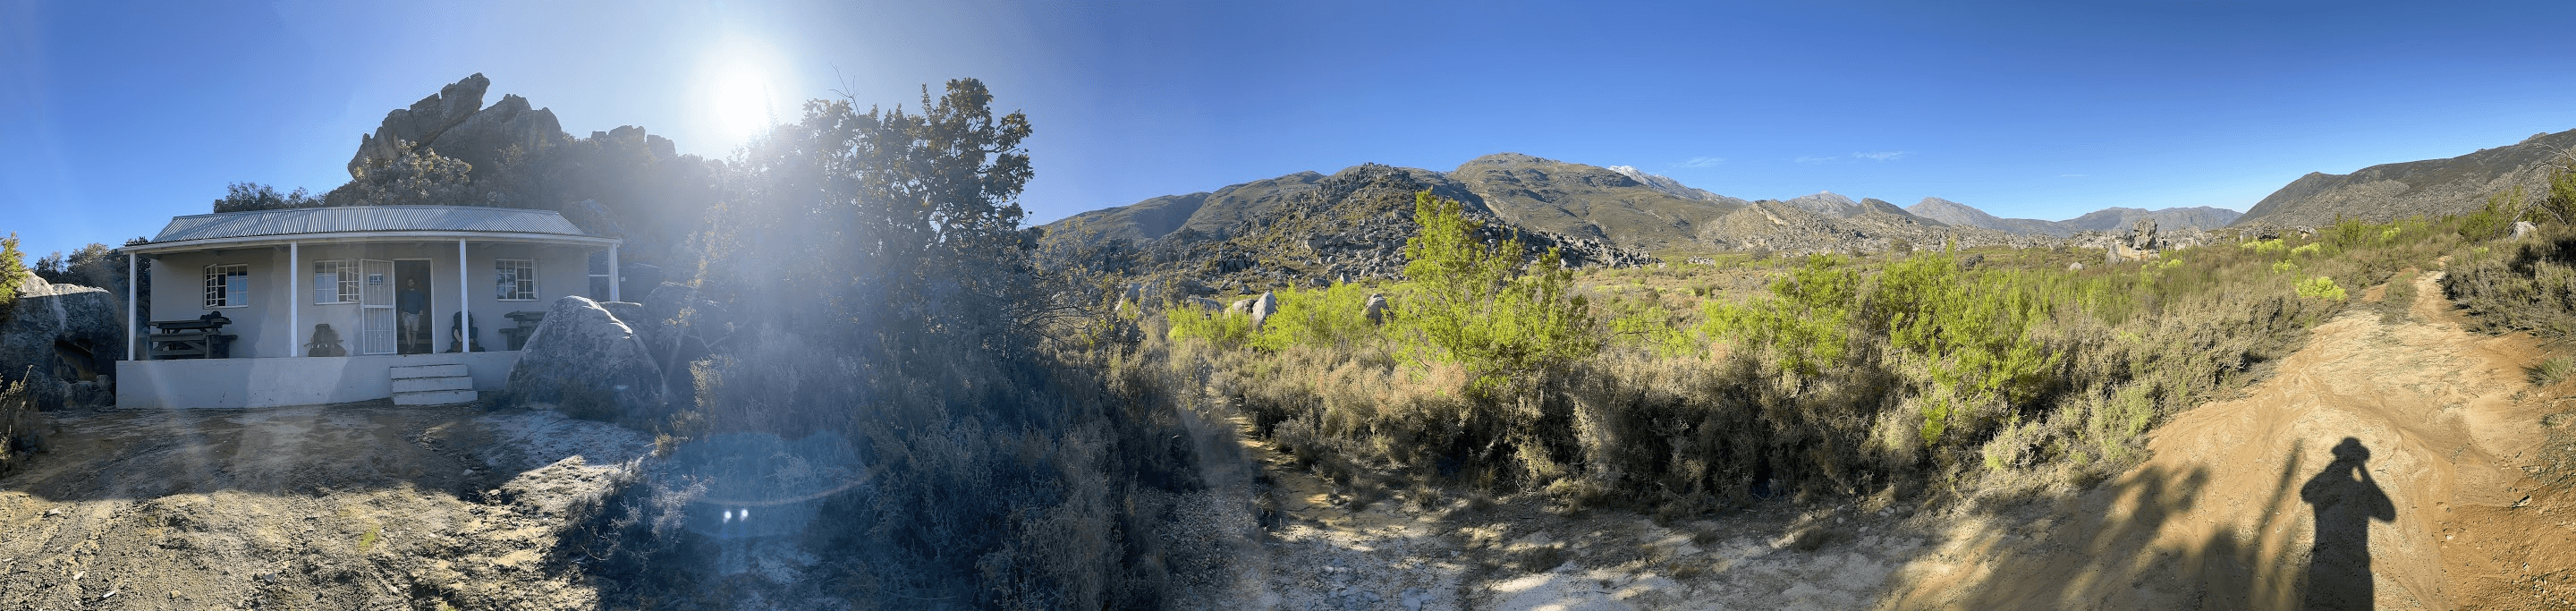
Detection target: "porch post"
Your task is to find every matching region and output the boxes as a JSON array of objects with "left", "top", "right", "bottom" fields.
[
  {"left": 459, "top": 239, "right": 473, "bottom": 352},
  {"left": 126, "top": 251, "right": 138, "bottom": 361},
  {"left": 288, "top": 242, "right": 299, "bottom": 357},
  {"left": 607, "top": 243, "right": 620, "bottom": 302}
]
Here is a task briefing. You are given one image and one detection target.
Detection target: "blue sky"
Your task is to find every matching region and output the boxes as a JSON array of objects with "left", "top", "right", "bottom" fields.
[{"left": 6, "top": 1, "right": 2576, "bottom": 259}]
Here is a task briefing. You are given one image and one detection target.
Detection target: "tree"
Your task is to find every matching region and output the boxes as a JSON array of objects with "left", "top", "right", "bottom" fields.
[
  {"left": 1397, "top": 191, "right": 1597, "bottom": 390},
  {"left": 0, "top": 233, "right": 24, "bottom": 311},
  {"left": 211, "top": 182, "right": 321, "bottom": 213}
]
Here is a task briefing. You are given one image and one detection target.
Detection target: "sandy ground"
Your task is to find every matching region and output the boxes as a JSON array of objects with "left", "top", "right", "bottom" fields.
[
  {"left": 0, "top": 403, "right": 649, "bottom": 610},
  {"left": 1240, "top": 268, "right": 2576, "bottom": 610},
  {"left": 4, "top": 266, "right": 2570, "bottom": 610}
]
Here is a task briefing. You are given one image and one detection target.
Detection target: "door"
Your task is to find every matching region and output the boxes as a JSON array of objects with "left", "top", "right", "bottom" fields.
[
  {"left": 360, "top": 259, "right": 394, "bottom": 355},
  {"left": 394, "top": 260, "right": 433, "bottom": 354}
]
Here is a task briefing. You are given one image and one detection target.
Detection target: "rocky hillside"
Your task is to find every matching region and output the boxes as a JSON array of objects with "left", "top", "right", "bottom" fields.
[
  {"left": 1449, "top": 153, "right": 1747, "bottom": 251},
  {"left": 2235, "top": 127, "right": 2576, "bottom": 227},
  {"left": 1042, "top": 154, "right": 2106, "bottom": 291},
  {"left": 1905, "top": 197, "right": 2241, "bottom": 237},
  {"left": 1050, "top": 164, "right": 1655, "bottom": 296}
]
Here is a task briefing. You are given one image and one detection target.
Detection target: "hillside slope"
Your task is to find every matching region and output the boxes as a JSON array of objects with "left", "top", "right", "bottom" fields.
[
  {"left": 2237, "top": 128, "right": 2576, "bottom": 227},
  {"left": 1447, "top": 153, "right": 1745, "bottom": 251},
  {"left": 1905, "top": 197, "right": 2241, "bottom": 237}
]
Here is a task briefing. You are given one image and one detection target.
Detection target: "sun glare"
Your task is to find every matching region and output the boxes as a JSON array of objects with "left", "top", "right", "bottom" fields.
[{"left": 694, "top": 37, "right": 792, "bottom": 150}]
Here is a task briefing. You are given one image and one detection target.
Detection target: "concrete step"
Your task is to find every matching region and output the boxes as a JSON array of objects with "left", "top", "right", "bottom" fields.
[
  {"left": 393, "top": 388, "right": 479, "bottom": 406},
  {"left": 390, "top": 364, "right": 469, "bottom": 379},
  {"left": 392, "top": 376, "right": 474, "bottom": 394}
]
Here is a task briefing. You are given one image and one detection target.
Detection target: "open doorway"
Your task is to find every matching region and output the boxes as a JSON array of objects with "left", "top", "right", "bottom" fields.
[{"left": 394, "top": 259, "right": 433, "bottom": 355}]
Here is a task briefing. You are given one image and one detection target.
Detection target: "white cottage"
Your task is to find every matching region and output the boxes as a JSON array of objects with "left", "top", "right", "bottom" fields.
[{"left": 114, "top": 206, "right": 623, "bottom": 409}]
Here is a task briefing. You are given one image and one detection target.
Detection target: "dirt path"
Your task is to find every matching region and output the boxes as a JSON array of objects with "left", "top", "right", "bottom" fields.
[
  {"left": 1885, "top": 269, "right": 2576, "bottom": 609},
  {"left": 0, "top": 403, "right": 650, "bottom": 610},
  {"left": 1239, "top": 268, "right": 2576, "bottom": 609}
]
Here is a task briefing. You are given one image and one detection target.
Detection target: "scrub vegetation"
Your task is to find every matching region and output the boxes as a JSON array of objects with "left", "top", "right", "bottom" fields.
[{"left": 1155, "top": 191, "right": 2506, "bottom": 514}]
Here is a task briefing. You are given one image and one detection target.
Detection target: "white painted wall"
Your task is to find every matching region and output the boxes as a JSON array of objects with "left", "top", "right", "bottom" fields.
[
  {"left": 146, "top": 241, "right": 597, "bottom": 359},
  {"left": 114, "top": 351, "right": 521, "bottom": 409}
]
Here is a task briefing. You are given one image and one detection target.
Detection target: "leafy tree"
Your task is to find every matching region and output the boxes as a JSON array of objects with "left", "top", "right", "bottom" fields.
[
  {"left": 211, "top": 182, "right": 322, "bottom": 213},
  {"left": 1700, "top": 253, "right": 1858, "bottom": 376},
  {"left": 1396, "top": 191, "right": 1597, "bottom": 390},
  {"left": 0, "top": 233, "right": 24, "bottom": 310},
  {"left": 324, "top": 143, "right": 487, "bottom": 208}
]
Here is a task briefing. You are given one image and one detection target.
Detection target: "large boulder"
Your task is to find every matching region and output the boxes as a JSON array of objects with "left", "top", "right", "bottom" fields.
[
  {"left": 346, "top": 73, "right": 566, "bottom": 182},
  {"left": 1250, "top": 292, "right": 1278, "bottom": 330},
  {"left": 503, "top": 296, "right": 666, "bottom": 426},
  {"left": 1363, "top": 293, "right": 1387, "bottom": 326},
  {"left": 0, "top": 276, "right": 123, "bottom": 410}
]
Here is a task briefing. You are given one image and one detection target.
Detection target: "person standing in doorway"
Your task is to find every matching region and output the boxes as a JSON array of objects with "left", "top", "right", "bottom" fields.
[{"left": 397, "top": 275, "right": 428, "bottom": 354}]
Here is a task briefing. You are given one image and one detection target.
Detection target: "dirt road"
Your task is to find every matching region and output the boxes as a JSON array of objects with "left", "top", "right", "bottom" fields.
[
  {"left": 1885, "top": 269, "right": 2576, "bottom": 609},
  {"left": 1241, "top": 268, "right": 2576, "bottom": 609}
]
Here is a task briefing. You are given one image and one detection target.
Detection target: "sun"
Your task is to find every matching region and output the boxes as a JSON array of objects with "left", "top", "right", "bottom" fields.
[{"left": 693, "top": 36, "right": 792, "bottom": 149}]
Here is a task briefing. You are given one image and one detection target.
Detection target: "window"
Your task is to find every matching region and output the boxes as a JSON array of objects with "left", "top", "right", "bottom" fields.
[
  {"left": 496, "top": 259, "right": 537, "bottom": 301},
  {"left": 313, "top": 259, "right": 359, "bottom": 303},
  {"left": 204, "top": 264, "right": 249, "bottom": 308}
]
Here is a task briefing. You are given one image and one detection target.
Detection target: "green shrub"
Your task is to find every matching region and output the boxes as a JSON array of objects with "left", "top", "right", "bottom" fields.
[
  {"left": 2295, "top": 276, "right": 2347, "bottom": 301},
  {"left": 2528, "top": 356, "right": 2575, "bottom": 386},
  {"left": 1167, "top": 301, "right": 1257, "bottom": 348},
  {"left": 1250, "top": 281, "right": 1381, "bottom": 352},
  {"left": 1699, "top": 254, "right": 1855, "bottom": 376},
  {"left": 1394, "top": 191, "right": 1597, "bottom": 390}
]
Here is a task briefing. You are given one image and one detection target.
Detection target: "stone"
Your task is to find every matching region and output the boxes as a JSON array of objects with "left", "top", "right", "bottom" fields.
[
  {"left": 348, "top": 73, "right": 492, "bottom": 177},
  {"left": 1228, "top": 298, "right": 1255, "bottom": 314},
  {"left": 501, "top": 296, "right": 666, "bottom": 426},
  {"left": 2514, "top": 221, "right": 2538, "bottom": 239},
  {"left": 2068, "top": 262, "right": 2086, "bottom": 272},
  {"left": 1364, "top": 293, "right": 1388, "bottom": 326},
  {"left": 1250, "top": 292, "right": 1278, "bottom": 329},
  {"left": 0, "top": 276, "right": 123, "bottom": 410},
  {"left": 2129, "top": 218, "right": 2159, "bottom": 250},
  {"left": 347, "top": 73, "right": 566, "bottom": 182}
]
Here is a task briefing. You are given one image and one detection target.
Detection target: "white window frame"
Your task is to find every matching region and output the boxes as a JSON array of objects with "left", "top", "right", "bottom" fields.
[
  {"left": 313, "top": 259, "right": 360, "bottom": 304},
  {"left": 204, "top": 263, "right": 250, "bottom": 309},
  {"left": 496, "top": 258, "right": 538, "bottom": 301}
]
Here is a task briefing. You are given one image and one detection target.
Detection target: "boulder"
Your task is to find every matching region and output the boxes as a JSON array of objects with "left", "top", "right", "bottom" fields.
[
  {"left": 502, "top": 296, "right": 666, "bottom": 426},
  {"left": 0, "top": 276, "right": 123, "bottom": 410},
  {"left": 1250, "top": 292, "right": 1278, "bottom": 329},
  {"left": 1364, "top": 293, "right": 1388, "bottom": 326},
  {"left": 348, "top": 73, "right": 492, "bottom": 177},
  {"left": 2514, "top": 221, "right": 2538, "bottom": 240},
  {"left": 2129, "top": 218, "right": 2159, "bottom": 250},
  {"left": 346, "top": 73, "right": 566, "bottom": 182},
  {"left": 2067, "top": 262, "right": 2086, "bottom": 272}
]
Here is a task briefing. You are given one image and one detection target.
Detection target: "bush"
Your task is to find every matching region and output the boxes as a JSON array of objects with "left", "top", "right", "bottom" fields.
[
  {"left": 1394, "top": 191, "right": 1597, "bottom": 391},
  {"left": 2295, "top": 276, "right": 2348, "bottom": 301}
]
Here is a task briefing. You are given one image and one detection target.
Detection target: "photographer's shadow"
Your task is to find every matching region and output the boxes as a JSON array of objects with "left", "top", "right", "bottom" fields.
[{"left": 2300, "top": 437, "right": 2395, "bottom": 610}]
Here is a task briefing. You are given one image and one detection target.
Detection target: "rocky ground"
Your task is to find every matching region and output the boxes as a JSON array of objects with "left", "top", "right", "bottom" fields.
[{"left": 0, "top": 402, "right": 649, "bottom": 610}]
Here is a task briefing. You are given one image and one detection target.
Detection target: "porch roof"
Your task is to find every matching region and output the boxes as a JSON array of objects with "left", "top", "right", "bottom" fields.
[{"left": 128, "top": 206, "right": 615, "bottom": 254}]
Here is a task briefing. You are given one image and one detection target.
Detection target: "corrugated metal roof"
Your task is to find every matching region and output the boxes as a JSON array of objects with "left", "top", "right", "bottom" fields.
[{"left": 150, "top": 206, "right": 590, "bottom": 243}]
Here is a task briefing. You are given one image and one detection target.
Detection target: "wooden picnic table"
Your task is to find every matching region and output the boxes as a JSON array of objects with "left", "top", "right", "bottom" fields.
[
  {"left": 148, "top": 315, "right": 236, "bottom": 360},
  {"left": 500, "top": 310, "right": 547, "bottom": 351}
]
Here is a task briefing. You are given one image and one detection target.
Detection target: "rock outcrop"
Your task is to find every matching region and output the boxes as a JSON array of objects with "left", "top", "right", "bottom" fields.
[
  {"left": 0, "top": 276, "right": 123, "bottom": 410},
  {"left": 347, "top": 73, "right": 565, "bottom": 181},
  {"left": 502, "top": 296, "right": 665, "bottom": 426}
]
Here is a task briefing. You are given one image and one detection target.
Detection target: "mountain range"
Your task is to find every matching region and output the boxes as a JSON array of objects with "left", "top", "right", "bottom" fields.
[
  {"left": 2233, "top": 127, "right": 2576, "bottom": 227},
  {"left": 1905, "top": 198, "right": 2241, "bottom": 237},
  {"left": 1046, "top": 154, "right": 2228, "bottom": 257}
]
